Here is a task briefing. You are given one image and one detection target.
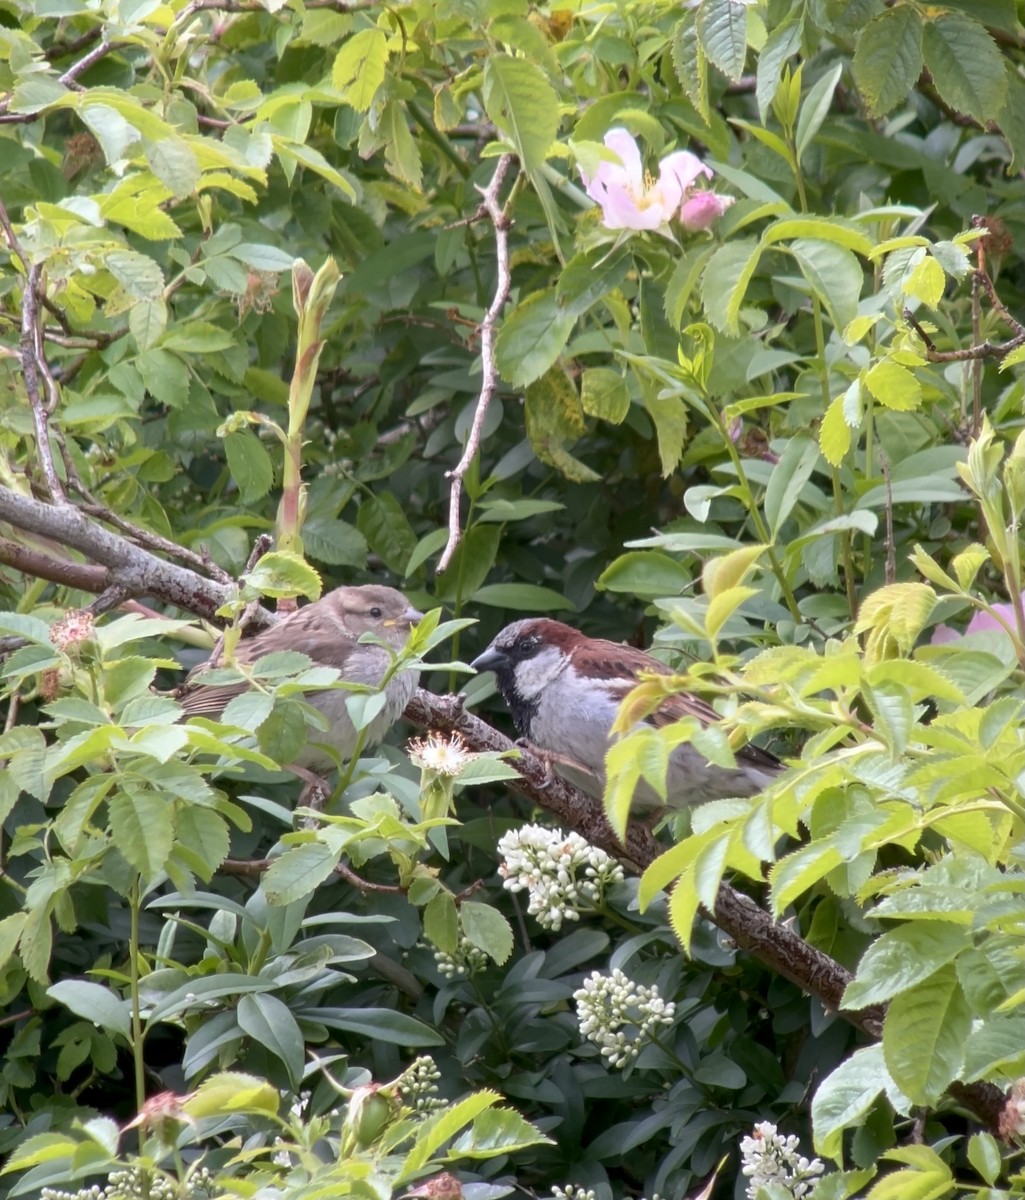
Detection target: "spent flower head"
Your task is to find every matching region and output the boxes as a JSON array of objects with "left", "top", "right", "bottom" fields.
[
  {"left": 573, "top": 968, "right": 675, "bottom": 1069},
  {"left": 497, "top": 824, "right": 625, "bottom": 931},
  {"left": 739, "top": 1122, "right": 825, "bottom": 1199},
  {"left": 408, "top": 732, "right": 473, "bottom": 776},
  {"left": 49, "top": 608, "right": 95, "bottom": 651}
]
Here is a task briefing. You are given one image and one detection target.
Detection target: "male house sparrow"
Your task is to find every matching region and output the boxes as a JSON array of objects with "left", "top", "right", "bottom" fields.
[
  {"left": 471, "top": 618, "right": 779, "bottom": 812},
  {"left": 178, "top": 585, "right": 422, "bottom": 771}
]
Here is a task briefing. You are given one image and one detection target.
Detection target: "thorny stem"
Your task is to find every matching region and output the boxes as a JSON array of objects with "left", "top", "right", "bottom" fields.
[{"left": 437, "top": 155, "right": 515, "bottom": 573}]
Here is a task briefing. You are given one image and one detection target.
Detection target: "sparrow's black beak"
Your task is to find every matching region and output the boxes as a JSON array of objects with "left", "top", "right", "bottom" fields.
[{"left": 471, "top": 645, "right": 507, "bottom": 674}]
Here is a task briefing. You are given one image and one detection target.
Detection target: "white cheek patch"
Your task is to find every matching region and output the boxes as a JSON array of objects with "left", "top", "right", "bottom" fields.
[{"left": 513, "top": 646, "right": 569, "bottom": 700}]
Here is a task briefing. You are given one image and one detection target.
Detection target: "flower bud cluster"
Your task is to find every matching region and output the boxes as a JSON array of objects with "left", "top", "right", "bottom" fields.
[
  {"left": 433, "top": 935, "right": 487, "bottom": 979},
  {"left": 550, "top": 1187, "right": 597, "bottom": 1200},
  {"left": 572, "top": 968, "right": 674, "bottom": 1068},
  {"left": 398, "top": 1055, "right": 444, "bottom": 1113},
  {"left": 739, "top": 1122, "right": 825, "bottom": 1199},
  {"left": 42, "top": 1166, "right": 218, "bottom": 1200},
  {"left": 497, "top": 824, "right": 624, "bottom": 931}
]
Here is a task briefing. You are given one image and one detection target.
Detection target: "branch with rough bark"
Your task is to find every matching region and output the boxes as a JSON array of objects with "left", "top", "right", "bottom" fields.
[
  {"left": 437, "top": 154, "right": 514, "bottom": 573},
  {"left": 0, "top": 501, "right": 1010, "bottom": 1132}
]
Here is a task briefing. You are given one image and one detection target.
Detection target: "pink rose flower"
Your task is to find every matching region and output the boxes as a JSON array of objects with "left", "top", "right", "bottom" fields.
[
  {"left": 579, "top": 128, "right": 731, "bottom": 232},
  {"left": 932, "top": 601, "right": 1018, "bottom": 644}
]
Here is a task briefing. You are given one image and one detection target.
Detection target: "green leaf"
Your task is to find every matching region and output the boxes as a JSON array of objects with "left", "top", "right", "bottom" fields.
[
  {"left": 237, "top": 993, "right": 305, "bottom": 1088},
  {"left": 789, "top": 238, "right": 864, "bottom": 331},
  {"left": 263, "top": 841, "right": 345, "bottom": 906},
  {"left": 183, "top": 1071, "right": 280, "bottom": 1119},
  {"left": 47, "top": 980, "right": 131, "bottom": 1038},
  {"left": 106, "top": 250, "right": 164, "bottom": 299},
  {"left": 852, "top": 7, "right": 924, "bottom": 118},
  {"left": 795, "top": 61, "right": 843, "bottom": 163},
  {"left": 356, "top": 492, "right": 418, "bottom": 574},
  {"left": 313, "top": 1007, "right": 444, "bottom": 1047},
  {"left": 244, "top": 551, "right": 322, "bottom": 601},
  {"left": 108, "top": 789, "right": 174, "bottom": 880},
  {"left": 332, "top": 28, "right": 389, "bottom": 112},
  {"left": 423, "top": 891, "right": 458, "bottom": 955},
  {"left": 597, "top": 551, "right": 690, "bottom": 599},
  {"left": 556, "top": 247, "right": 630, "bottom": 319},
  {"left": 882, "top": 963, "right": 971, "bottom": 1105},
  {"left": 842, "top": 921, "right": 969, "bottom": 1009},
  {"left": 644, "top": 390, "right": 688, "bottom": 477},
  {"left": 903, "top": 254, "right": 945, "bottom": 308},
  {"left": 145, "top": 138, "right": 200, "bottom": 197},
  {"left": 811, "top": 1044, "right": 891, "bottom": 1162},
  {"left": 224, "top": 429, "right": 274, "bottom": 504},
  {"left": 471, "top": 583, "right": 575, "bottom": 612},
  {"left": 580, "top": 368, "right": 630, "bottom": 423},
  {"left": 697, "top": 0, "right": 748, "bottom": 83},
  {"left": 765, "top": 436, "right": 820, "bottom": 537},
  {"left": 863, "top": 359, "right": 922, "bottom": 412},
  {"left": 523, "top": 367, "right": 599, "bottom": 483},
  {"left": 756, "top": 18, "right": 802, "bottom": 123},
  {"left": 460, "top": 901, "right": 514, "bottom": 965},
  {"left": 966, "top": 1134, "right": 1002, "bottom": 1187},
  {"left": 763, "top": 216, "right": 874, "bottom": 258},
  {"left": 700, "top": 239, "right": 762, "bottom": 335},
  {"left": 482, "top": 55, "right": 559, "bottom": 173},
  {"left": 922, "top": 12, "right": 1006, "bottom": 124},
  {"left": 496, "top": 289, "right": 575, "bottom": 388},
  {"left": 400, "top": 1091, "right": 503, "bottom": 1176}
]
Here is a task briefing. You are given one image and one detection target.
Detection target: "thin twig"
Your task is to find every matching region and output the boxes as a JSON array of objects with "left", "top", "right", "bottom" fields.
[
  {"left": 21, "top": 265, "right": 67, "bottom": 502},
  {"left": 59, "top": 40, "right": 124, "bottom": 88},
  {"left": 437, "top": 155, "right": 514, "bottom": 573}
]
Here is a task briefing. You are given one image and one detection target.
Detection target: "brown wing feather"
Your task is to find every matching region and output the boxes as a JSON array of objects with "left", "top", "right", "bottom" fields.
[{"left": 568, "top": 635, "right": 780, "bottom": 771}]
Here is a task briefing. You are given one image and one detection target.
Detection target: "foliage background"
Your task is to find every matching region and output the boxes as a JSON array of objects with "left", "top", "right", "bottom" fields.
[{"left": 0, "top": 0, "right": 1023, "bottom": 1198}]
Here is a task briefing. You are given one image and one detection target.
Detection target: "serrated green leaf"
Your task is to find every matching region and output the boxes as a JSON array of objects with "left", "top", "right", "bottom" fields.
[
  {"left": 843, "top": 921, "right": 969, "bottom": 1009},
  {"left": 332, "top": 28, "right": 389, "bottom": 112},
  {"left": 852, "top": 7, "right": 923, "bottom": 118},
  {"left": 697, "top": 0, "right": 748, "bottom": 83},
  {"left": 460, "top": 901, "right": 513, "bottom": 965},
  {"left": 883, "top": 963, "right": 970, "bottom": 1105},
  {"left": 922, "top": 12, "right": 1006, "bottom": 124},
  {"left": 496, "top": 289, "right": 575, "bottom": 388},
  {"left": 482, "top": 55, "right": 559, "bottom": 173},
  {"left": 700, "top": 238, "right": 762, "bottom": 335},
  {"left": 244, "top": 551, "right": 322, "bottom": 601}
]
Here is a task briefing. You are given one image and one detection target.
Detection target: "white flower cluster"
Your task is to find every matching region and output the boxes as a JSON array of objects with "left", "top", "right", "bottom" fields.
[
  {"left": 497, "top": 824, "right": 625, "bottom": 931},
  {"left": 739, "top": 1122, "right": 825, "bottom": 1199},
  {"left": 434, "top": 935, "right": 487, "bottom": 979},
  {"left": 572, "top": 968, "right": 675, "bottom": 1068},
  {"left": 399, "top": 1055, "right": 445, "bottom": 1113}
]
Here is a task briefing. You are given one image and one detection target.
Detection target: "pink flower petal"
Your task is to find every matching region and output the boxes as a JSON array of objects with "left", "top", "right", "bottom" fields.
[
  {"left": 603, "top": 128, "right": 645, "bottom": 192},
  {"left": 659, "top": 150, "right": 712, "bottom": 198},
  {"left": 966, "top": 603, "right": 1017, "bottom": 635}
]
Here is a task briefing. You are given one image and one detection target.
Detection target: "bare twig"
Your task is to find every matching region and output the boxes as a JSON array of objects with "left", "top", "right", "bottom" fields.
[
  {"left": 437, "top": 155, "right": 514, "bottom": 573},
  {"left": 20, "top": 265, "right": 67, "bottom": 502},
  {"left": 59, "top": 40, "right": 124, "bottom": 88}
]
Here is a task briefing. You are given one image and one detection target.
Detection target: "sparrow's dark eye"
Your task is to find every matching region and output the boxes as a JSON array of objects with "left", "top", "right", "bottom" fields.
[{"left": 370, "top": 606, "right": 383, "bottom": 619}]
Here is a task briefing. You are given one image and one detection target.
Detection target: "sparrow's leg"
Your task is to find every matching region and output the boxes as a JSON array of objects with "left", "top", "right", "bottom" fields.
[{"left": 289, "top": 764, "right": 332, "bottom": 828}]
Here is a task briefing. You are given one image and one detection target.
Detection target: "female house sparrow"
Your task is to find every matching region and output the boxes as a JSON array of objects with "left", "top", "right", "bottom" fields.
[
  {"left": 471, "top": 618, "right": 779, "bottom": 812},
  {"left": 178, "top": 585, "right": 422, "bottom": 771}
]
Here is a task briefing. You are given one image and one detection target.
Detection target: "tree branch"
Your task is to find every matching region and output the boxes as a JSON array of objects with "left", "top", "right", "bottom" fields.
[{"left": 437, "top": 154, "right": 514, "bottom": 573}]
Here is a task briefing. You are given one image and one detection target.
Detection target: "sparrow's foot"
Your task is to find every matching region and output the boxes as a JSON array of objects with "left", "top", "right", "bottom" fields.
[
  {"left": 515, "top": 738, "right": 556, "bottom": 789},
  {"left": 291, "top": 765, "right": 331, "bottom": 828}
]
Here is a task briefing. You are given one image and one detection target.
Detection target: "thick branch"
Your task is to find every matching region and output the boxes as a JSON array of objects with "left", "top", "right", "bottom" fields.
[
  {"left": 437, "top": 155, "right": 514, "bottom": 573},
  {"left": 0, "top": 485, "right": 234, "bottom": 618}
]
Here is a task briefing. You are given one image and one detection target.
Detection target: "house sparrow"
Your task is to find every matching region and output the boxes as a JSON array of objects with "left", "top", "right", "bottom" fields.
[
  {"left": 178, "top": 585, "right": 422, "bottom": 771},
  {"left": 471, "top": 618, "right": 779, "bottom": 812}
]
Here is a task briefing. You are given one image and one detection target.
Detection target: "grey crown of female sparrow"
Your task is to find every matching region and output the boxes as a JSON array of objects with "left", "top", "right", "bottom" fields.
[
  {"left": 471, "top": 617, "right": 780, "bottom": 813},
  {"left": 177, "top": 584, "right": 422, "bottom": 772}
]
